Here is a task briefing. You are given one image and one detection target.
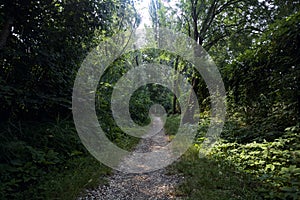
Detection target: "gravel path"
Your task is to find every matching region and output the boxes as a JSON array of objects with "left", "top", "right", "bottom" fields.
[{"left": 78, "top": 117, "right": 183, "bottom": 200}]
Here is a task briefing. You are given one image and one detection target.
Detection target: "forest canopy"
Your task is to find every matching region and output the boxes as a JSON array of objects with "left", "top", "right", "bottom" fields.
[{"left": 0, "top": 0, "right": 299, "bottom": 199}]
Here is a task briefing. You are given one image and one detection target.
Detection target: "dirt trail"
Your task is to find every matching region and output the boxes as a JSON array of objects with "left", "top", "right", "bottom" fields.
[{"left": 78, "top": 117, "right": 183, "bottom": 200}]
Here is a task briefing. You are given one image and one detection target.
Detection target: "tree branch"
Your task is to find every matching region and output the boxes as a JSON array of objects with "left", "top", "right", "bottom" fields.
[
  {"left": 215, "top": 0, "right": 240, "bottom": 15},
  {"left": 199, "top": 0, "right": 217, "bottom": 42},
  {"left": 182, "top": 14, "right": 192, "bottom": 37}
]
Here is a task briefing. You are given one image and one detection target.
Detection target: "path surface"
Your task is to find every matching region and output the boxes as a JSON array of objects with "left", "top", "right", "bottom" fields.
[{"left": 78, "top": 117, "right": 183, "bottom": 200}]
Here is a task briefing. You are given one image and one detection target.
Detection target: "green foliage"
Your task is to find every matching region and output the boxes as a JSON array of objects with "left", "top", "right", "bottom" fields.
[
  {"left": 209, "top": 125, "right": 300, "bottom": 199},
  {"left": 225, "top": 11, "right": 300, "bottom": 127},
  {"left": 164, "top": 114, "right": 180, "bottom": 136},
  {"left": 129, "top": 83, "right": 174, "bottom": 125},
  {"left": 191, "top": 11, "right": 300, "bottom": 200},
  {"left": 0, "top": 0, "right": 136, "bottom": 121},
  {"left": 96, "top": 48, "right": 180, "bottom": 133},
  {"left": 11, "top": 156, "right": 111, "bottom": 200},
  {"left": 189, "top": 11, "right": 300, "bottom": 200},
  {"left": 1, "top": 1, "right": 299, "bottom": 199},
  {"left": 0, "top": 118, "right": 82, "bottom": 199},
  {"left": 169, "top": 147, "right": 261, "bottom": 200},
  {"left": 0, "top": 117, "right": 139, "bottom": 199}
]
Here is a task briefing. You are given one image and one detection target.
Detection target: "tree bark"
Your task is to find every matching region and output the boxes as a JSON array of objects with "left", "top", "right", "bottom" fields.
[
  {"left": 172, "top": 56, "right": 180, "bottom": 114},
  {"left": 182, "top": 75, "right": 199, "bottom": 124},
  {"left": 0, "top": 16, "right": 13, "bottom": 50}
]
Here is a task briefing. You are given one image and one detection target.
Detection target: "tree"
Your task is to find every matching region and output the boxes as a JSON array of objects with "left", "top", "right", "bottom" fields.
[
  {"left": 0, "top": 0, "right": 138, "bottom": 121},
  {"left": 163, "top": 0, "right": 299, "bottom": 122},
  {"left": 225, "top": 11, "right": 300, "bottom": 135}
]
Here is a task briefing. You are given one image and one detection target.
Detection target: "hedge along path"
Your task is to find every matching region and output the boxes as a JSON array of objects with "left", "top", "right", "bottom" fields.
[{"left": 78, "top": 117, "right": 184, "bottom": 200}]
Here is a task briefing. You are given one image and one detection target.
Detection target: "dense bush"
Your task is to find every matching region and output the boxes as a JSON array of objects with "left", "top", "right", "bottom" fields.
[
  {"left": 194, "top": 12, "right": 300, "bottom": 200},
  {"left": 0, "top": 116, "right": 140, "bottom": 199},
  {"left": 209, "top": 124, "right": 300, "bottom": 199},
  {"left": 224, "top": 11, "right": 300, "bottom": 129},
  {"left": 0, "top": 119, "right": 84, "bottom": 199}
]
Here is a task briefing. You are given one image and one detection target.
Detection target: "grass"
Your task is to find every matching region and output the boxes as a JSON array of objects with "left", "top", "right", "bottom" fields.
[
  {"left": 0, "top": 118, "right": 140, "bottom": 200},
  {"left": 163, "top": 114, "right": 262, "bottom": 200},
  {"left": 167, "top": 147, "right": 262, "bottom": 200},
  {"left": 21, "top": 155, "right": 112, "bottom": 200},
  {"left": 163, "top": 113, "right": 300, "bottom": 199},
  {"left": 30, "top": 132, "right": 140, "bottom": 200},
  {"left": 164, "top": 114, "right": 180, "bottom": 138}
]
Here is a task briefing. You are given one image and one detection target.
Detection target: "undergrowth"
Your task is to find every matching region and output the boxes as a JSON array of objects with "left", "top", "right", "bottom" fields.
[
  {"left": 164, "top": 114, "right": 180, "bottom": 136},
  {"left": 209, "top": 124, "right": 300, "bottom": 199},
  {"left": 0, "top": 117, "right": 139, "bottom": 199},
  {"left": 165, "top": 115, "right": 300, "bottom": 199},
  {"left": 168, "top": 147, "right": 261, "bottom": 200}
]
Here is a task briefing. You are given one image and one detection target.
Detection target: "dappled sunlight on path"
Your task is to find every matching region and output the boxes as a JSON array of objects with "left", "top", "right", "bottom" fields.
[{"left": 78, "top": 117, "right": 183, "bottom": 199}]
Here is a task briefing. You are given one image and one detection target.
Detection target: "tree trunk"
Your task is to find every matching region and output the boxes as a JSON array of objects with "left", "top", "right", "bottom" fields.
[
  {"left": 182, "top": 75, "right": 199, "bottom": 124},
  {"left": 0, "top": 16, "right": 13, "bottom": 50},
  {"left": 172, "top": 56, "right": 179, "bottom": 114}
]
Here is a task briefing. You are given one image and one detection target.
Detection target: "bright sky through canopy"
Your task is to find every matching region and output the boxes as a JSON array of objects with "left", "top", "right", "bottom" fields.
[{"left": 135, "top": 0, "right": 152, "bottom": 28}]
